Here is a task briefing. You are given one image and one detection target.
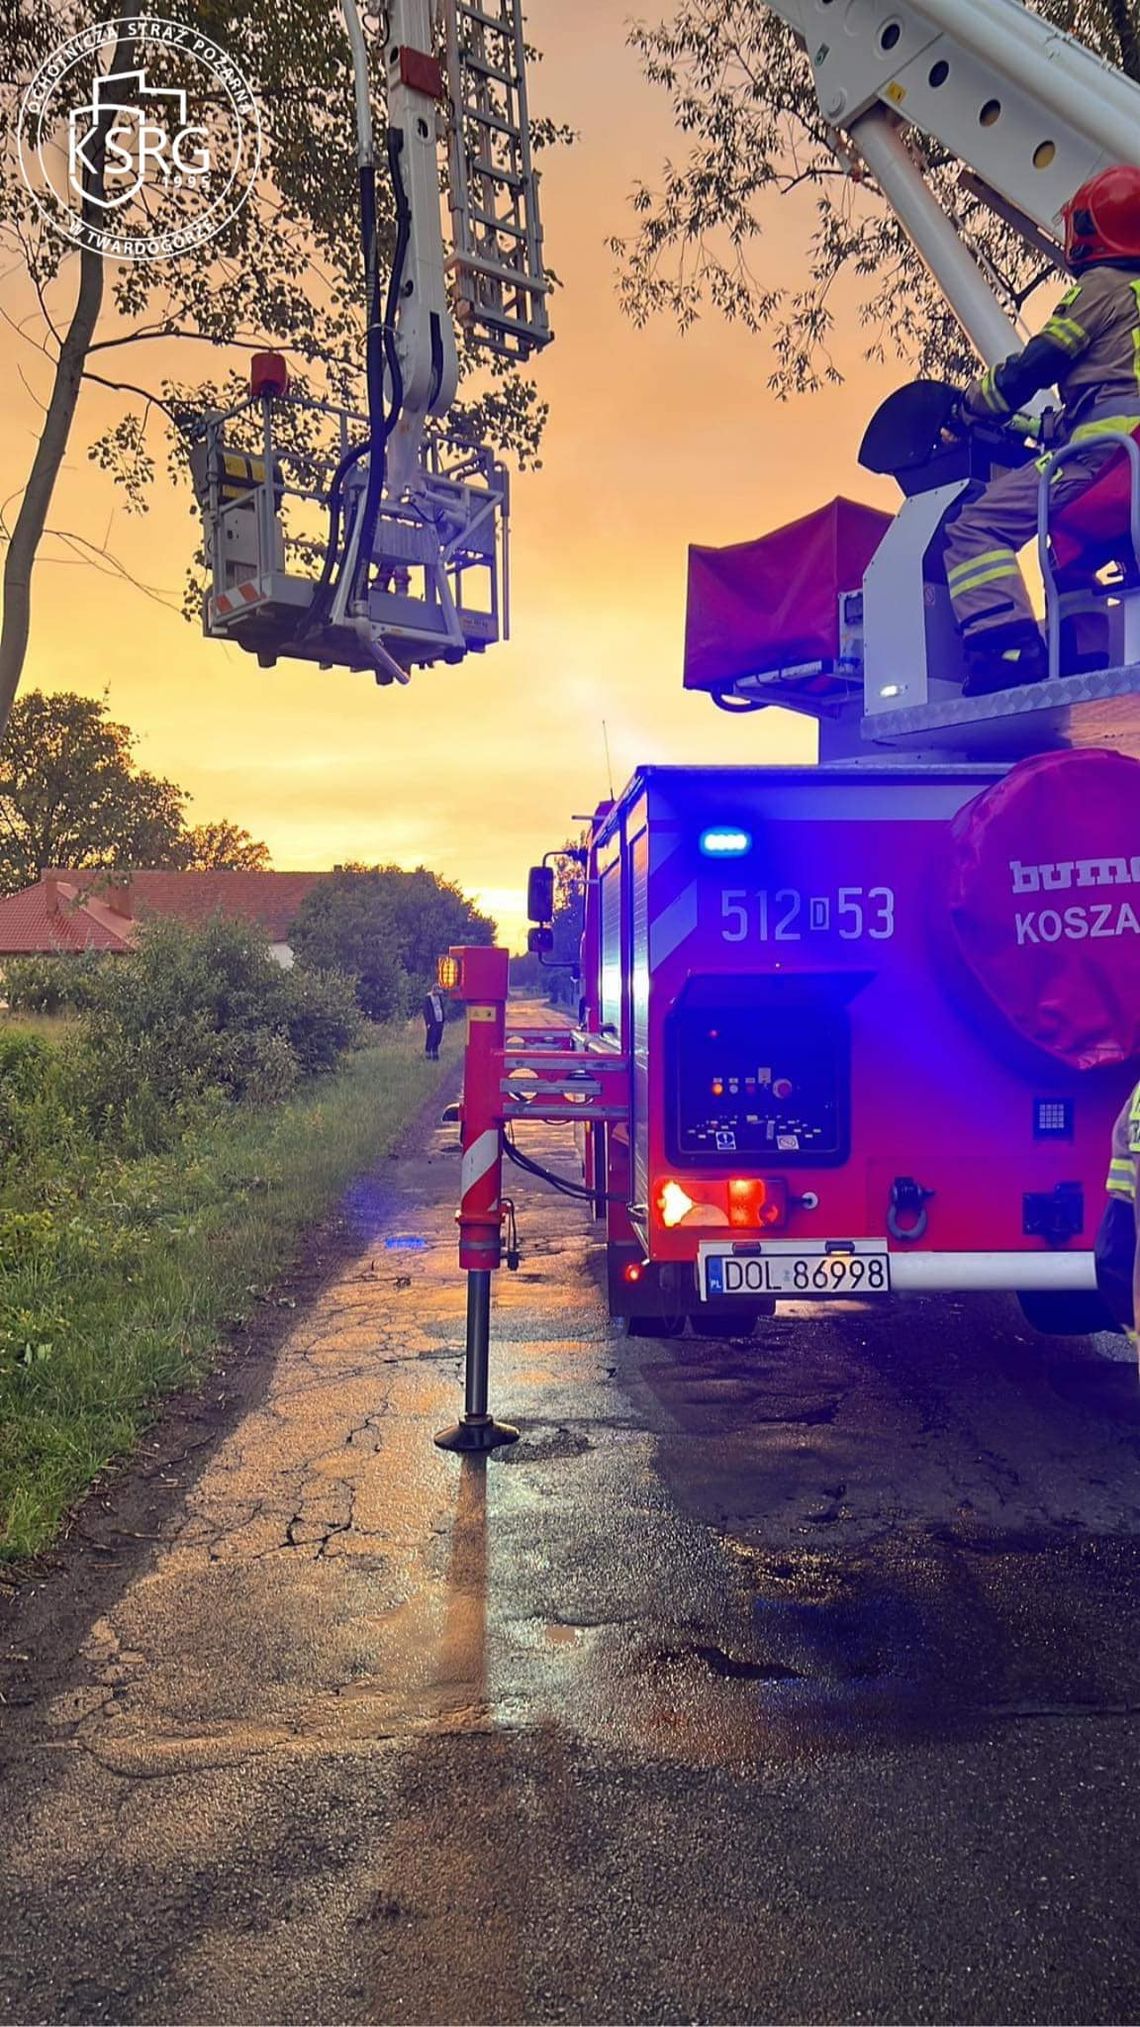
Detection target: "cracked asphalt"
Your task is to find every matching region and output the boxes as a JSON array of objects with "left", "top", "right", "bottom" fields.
[{"left": 2, "top": 1006, "right": 1140, "bottom": 2025}]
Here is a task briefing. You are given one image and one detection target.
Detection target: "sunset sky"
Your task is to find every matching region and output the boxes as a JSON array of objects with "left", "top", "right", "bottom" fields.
[{"left": 2, "top": 0, "right": 907, "bottom": 948}]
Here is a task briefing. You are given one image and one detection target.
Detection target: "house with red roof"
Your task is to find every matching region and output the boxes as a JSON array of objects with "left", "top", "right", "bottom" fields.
[{"left": 0, "top": 870, "right": 327, "bottom": 967}]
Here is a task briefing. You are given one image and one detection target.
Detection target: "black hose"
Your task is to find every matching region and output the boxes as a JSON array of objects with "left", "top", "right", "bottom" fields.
[
  {"left": 301, "top": 439, "right": 370, "bottom": 635},
  {"left": 350, "top": 127, "right": 411, "bottom": 611},
  {"left": 502, "top": 1130, "right": 629, "bottom": 1207},
  {"left": 711, "top": 688, "right": 766, "bottom": 714},
  {"left": 305, "top": 127, "right": 410, "bottom": 636}
]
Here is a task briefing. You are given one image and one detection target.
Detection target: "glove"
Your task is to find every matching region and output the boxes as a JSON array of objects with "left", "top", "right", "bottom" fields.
[{"left": 962, "top": 367, "right": 1012, "bottom": 421}]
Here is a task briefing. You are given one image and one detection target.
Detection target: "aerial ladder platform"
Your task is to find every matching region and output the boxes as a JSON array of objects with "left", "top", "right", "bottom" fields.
[
  {"left": 190, "top": 0, "right": 551, "bottom": 684},
  {"left": 706, "top": 0, "right": 1140, "bottom": 765}
]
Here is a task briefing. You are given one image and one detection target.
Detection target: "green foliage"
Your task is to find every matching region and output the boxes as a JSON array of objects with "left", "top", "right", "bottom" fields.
[
  {"left": 0, "top": 1027, "right": 443, "bottom": 1560},
  {"left": 0, "top": 1027, "right": 80, "bottom": 1184},
  {"left": 616, "top": 0, "right": 1140, "bottom": 395},
  {"left": 280, "top": 966, "right": 362, "bottom": 1075},
  {"left": 0, "top": 691, "right": 187, "bottom": 891},
  {"left": 0, "top": 691, "right": 271, "bottom": 890},
  {"left": 288, "top": 876, "right": 405, "bottom": 1022},
  {"left": 290, "top": 865, "right": 495, "bottom": 1021},
  {"left": 3, "top": 951, "right": 105, "bottom": 1014},
  {"left": 71, "top": 917, "right": 357, "bottom": 1148},
  {"left": 182, "top": 822, "right": 273, "bottom": 871}
]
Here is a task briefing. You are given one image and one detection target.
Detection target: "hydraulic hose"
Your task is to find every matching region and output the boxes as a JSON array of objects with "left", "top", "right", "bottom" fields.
[
  {"left": 349, "top": 126, "right": 410, "bottom": 612},
  {"left": 502, "top": 1129, "right": 630, "bottom": 1208}
]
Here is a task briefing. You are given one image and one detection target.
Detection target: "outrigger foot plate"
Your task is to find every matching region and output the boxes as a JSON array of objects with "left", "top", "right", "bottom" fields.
[{"left": 433, "top": 1414, "right": 520, "bottom": 1454}]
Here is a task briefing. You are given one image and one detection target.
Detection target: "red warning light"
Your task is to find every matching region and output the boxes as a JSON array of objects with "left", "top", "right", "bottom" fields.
[
  {"left": 251, "top": 351, "right": 289, "bottom": 398},
  {"left": 623, "top": 1261, "right": 644, "bottom": 1284},
  {"left": 727, "top": 1178, "right": 787, "bottom": 1229}
]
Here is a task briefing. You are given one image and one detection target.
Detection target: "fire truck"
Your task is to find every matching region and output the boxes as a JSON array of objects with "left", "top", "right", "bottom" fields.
[{"left": 489, "top": 0, "right": 1140, "bottom": 1354}]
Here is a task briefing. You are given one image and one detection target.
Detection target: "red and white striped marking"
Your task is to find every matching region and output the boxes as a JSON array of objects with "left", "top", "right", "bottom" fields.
[
  {"left": 211, "top": 580, "right": 264, "bottom": 619},
  {"left": 460, "top": 1129, "right": 500, "bottom": 1208}
]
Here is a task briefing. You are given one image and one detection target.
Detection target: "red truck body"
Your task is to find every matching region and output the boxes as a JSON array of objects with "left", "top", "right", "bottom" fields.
[{"left": 578, "top": 762, "right": 1136, "bottom": 1331}]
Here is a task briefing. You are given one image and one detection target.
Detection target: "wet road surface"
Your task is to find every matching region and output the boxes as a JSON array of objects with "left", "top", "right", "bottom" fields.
[{"left": 2, "top": 1011, "right": 1140, "bottom": 2025}]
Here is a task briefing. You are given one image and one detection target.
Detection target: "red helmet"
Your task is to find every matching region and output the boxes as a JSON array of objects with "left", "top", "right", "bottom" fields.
[{"left": 1063, "top": 165, "right": 1140, "bottom": 270}]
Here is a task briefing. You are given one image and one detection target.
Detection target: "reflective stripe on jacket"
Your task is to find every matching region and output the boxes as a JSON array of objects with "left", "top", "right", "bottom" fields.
[{"left": 1106, "top": 1080, "right": 1140, "bottom": 1200}]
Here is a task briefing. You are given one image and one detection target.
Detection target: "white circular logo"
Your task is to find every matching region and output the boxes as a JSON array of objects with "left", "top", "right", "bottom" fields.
[{"left": 17, "top": 17, "right": 262, "bottom": 263}]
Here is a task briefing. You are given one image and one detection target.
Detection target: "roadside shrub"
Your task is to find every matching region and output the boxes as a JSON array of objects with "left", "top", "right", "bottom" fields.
[
  {"left": 281, "top": 967, "right": 362, "bottom": 1075},
  {"left": 0, "top": 1031, "right": 83, "bottom": 1183},
  {"left": 234, "top": 1029, "right": 299, "bottom": 1106},
  {"left": 0, "top": 1030, "right": 53, "bottom": 1099},
  {"left": 2, "top": 953, "right": 105, "bottom": 1015},
  {"left": 70, "top": 918, "right": 359, "bottom": 1150}
]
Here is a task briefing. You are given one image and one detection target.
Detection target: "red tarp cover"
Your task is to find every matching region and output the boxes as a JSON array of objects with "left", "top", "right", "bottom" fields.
[
  {"left": 1050, "top": 426, "right": 1140, "bottom": 572},
  {"left": 683, "top": 496, "right": 893, "bottom": 693},
  {"left": 946, "top": 750, "right": 1140, "bottom": 1071}
]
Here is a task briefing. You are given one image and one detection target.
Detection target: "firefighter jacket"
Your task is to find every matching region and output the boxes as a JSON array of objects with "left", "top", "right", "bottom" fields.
[
  {"left": 966, "top": 262, "right": 1140, "bottom": 443},
  {"left": 1105, "top": 1079, "right": 1140, "bottom": 1202}
]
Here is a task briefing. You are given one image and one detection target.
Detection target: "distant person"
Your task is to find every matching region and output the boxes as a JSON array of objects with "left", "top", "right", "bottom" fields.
[
  {"left": 1096, "top": 1076, "right": 1140, "bottom": 1356},
  {"left": 422, "top": 984, "right": 445, "bottom": 1061}
]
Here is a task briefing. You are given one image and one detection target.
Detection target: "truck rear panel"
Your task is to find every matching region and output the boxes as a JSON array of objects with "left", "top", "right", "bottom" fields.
[{"left": 586, "top": 765, "right": 1132, "bottom": 1314}]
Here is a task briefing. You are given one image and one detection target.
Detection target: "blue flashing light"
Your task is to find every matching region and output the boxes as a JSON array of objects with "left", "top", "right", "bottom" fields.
[{"left": 699, "top": 826, "right": 753, "bottom": 858}]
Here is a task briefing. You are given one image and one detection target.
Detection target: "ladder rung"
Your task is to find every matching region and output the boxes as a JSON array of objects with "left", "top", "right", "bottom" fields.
[
  {"left": 468, "top": 156, "right": 525, "bottom": 192},
  {"left": 457, "top": 3, "right": 513, "bottom": 35},
  {"left": 462, "top": 50, "right": 513, "bottom": 86},
  {"left": 465, "top": 103, "right": 524, "bottom": 141},
  {"left": 453, "top": 249, "right": 553, "bottom": 293},
  {"left": 469, "top": 206, "right": 528, "bottom": 239}
]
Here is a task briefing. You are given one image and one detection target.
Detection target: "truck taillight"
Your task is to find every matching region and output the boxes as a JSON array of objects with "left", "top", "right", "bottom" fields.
[
  {"left": 657, "top": 1177, "right": 789, "bottom": 1230},
  {"left": 728, "top": 1178, "right": 787, "bottom": 1228},
  {"left": 658, "top": 1180, "right": 695, "bottom": 1228}
]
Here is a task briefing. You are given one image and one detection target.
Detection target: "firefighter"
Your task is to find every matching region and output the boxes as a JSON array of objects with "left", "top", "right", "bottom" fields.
[
  {"left": 944, "top": 165, "right": 1140, "bottom": 697},
  {"left": 1096, "top": 1077, "right": 1140, "bottom": 1353}
]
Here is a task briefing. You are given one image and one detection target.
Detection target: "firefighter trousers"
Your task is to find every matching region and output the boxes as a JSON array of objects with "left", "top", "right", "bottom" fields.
[{"left": 944, "top": 441, "right": 1121, "bottom": 641}]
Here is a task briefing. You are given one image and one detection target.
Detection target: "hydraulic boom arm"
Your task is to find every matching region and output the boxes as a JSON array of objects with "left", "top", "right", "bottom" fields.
[{"left": 764, "top": 0, "right": 1140, "bottom": 363}]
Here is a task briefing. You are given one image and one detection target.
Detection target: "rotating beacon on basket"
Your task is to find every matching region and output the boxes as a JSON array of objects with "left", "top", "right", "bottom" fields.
[
  {"left": 188, "top": 0, "right": 552, "bottom": 686},
  {"left": 436, "top": 0, "right": 1140, "bottom": 1448}
]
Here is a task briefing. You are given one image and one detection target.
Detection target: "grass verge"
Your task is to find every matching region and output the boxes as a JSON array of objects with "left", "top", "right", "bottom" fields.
[{"left": 0, "top": 1025, "right": 444, "bottom": 1562}]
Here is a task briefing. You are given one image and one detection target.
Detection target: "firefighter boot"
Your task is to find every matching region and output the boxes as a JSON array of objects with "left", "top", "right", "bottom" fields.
[
  {"left": 962, "top": 622, "right": 1048, "bottom": 697},
  {"left": 1059, "top": 613, "right": 1112, "bottom": 677}
]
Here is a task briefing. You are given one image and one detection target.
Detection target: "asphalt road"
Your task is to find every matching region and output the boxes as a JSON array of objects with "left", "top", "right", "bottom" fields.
[{"left": 2, "top": 1009, "right": 1140, "bottom": 2025}]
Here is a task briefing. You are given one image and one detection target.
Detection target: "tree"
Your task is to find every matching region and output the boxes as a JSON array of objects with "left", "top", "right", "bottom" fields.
[
  {"left": 614, "top": 1, "right": 1140, "bottom": 396},
  {"left": 183, "top": 821, "right": 271, "bottom": 871},
  {"left": 0, "top": 690, "right": 187, "bottom": 889},
  {"left": 287, "top": 872, "right": 406, "bottom": 1022},
  {"left": 372, "top": 866, "right": 495, "bottom": 991},
  {"left": 545, "top": 841, "right": 586, "bottom": 1007},
  {"left": 289, "top": 865, "right": 495, "bottom": 1020},
  {"left": 0, "top": 690, "right": 269, "bottom": 888},
  {"left": 0, "top": 5, "right": 560, "bottom": 734}
]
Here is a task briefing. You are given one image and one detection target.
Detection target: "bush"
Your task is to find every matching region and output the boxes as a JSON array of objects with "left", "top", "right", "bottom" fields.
[
  {"left": 68, "top": 918, "right": 361, "bottom": 1151},
  {"left": 2, "top": 953, "right": 105, "bottom": 1015},
  {"left": 0, "top": 1029, "right": 53, "bottom": 1098},
  {"left": 281, "top": 967, "right": 362, "bottom": 1075},
  {"left": 0, "top": 1030, "right": 83, "bottom": 1184}
]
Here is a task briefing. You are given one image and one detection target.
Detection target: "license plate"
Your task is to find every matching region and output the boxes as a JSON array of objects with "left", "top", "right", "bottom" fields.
[{"left": 701, "top": 1244, "right": 891, "bottom": 1299}]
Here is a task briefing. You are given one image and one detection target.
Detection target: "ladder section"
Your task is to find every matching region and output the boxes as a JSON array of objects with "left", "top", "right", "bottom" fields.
[{"left": 443, "top": 0, "right": 553, "bottom": 360}]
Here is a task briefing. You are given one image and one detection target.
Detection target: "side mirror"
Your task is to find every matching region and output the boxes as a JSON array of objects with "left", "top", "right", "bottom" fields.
[
  {"left": 527, "top": 865, "right": 555, "bottom": 923},
  {"left": 527, "top": 926, "right": 554, "bottom": 955}
]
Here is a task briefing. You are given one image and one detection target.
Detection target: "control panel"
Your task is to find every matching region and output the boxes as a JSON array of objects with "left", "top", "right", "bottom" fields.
[{"left": 666, "top": 1000, "right": 849, "bottom": 1166}]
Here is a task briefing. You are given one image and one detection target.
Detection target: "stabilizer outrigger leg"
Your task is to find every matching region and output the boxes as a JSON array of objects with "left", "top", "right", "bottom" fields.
[
  {"left": 433, "top": 946, "right": 519, "bottom": 1454},
  {"left": 434, "top": 1268, "right": 519, "bottom": 1453}
]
